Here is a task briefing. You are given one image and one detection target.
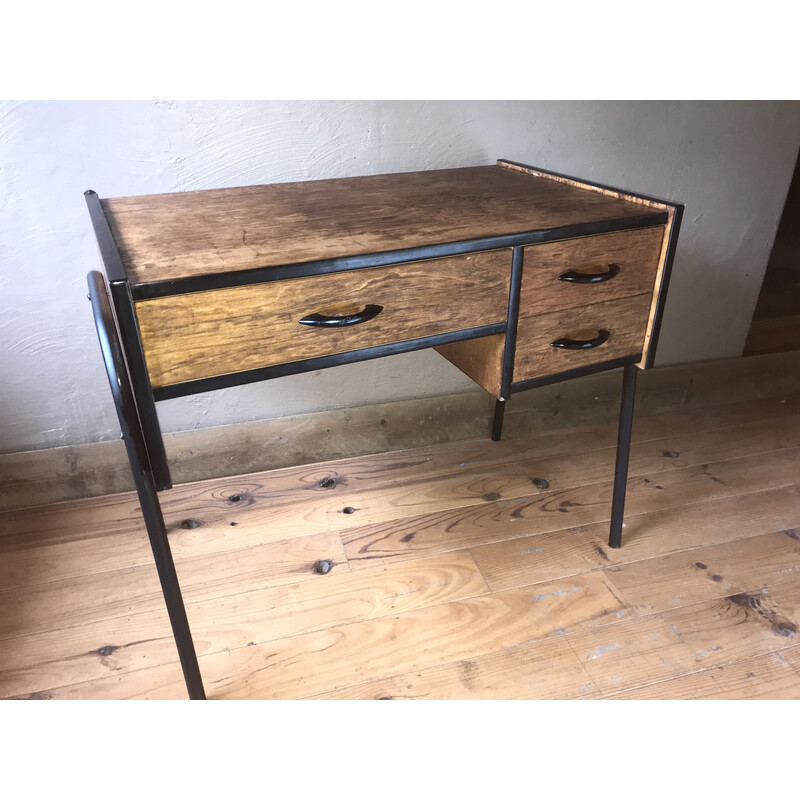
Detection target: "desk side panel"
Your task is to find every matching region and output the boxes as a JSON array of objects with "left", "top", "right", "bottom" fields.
[{"left": 497, "top": 160, "right": 682, "bottom": 369}]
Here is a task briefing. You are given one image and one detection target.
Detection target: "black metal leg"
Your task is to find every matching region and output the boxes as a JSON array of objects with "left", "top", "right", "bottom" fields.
[
  {"left": 128, "top": 457, "right": 206, "bottom": 699},
  {"left": 608, "top": 363, "right": 638, "bottom": 549},
  {"left": 88, "top": 271, "right": 206, "bottom": 700},
  {"left": 491, "top": 398, "right": 506, "bottom": 441},
  {"left": 110, "top": 280, "right": 173, "bottom": 491}
]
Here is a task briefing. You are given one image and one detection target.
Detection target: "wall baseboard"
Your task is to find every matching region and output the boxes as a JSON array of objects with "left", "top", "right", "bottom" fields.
[{"left": 2, "top": 350, "right": 799, "bottom": 512}]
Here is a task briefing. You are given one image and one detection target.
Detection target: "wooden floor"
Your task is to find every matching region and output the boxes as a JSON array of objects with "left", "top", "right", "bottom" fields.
[{"left": 2, "top": 392, "right": 800, "bottom": 700}]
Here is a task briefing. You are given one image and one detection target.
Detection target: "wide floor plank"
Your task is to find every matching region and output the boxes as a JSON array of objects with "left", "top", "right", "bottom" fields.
[
  {"left": 470, "top": 486, "right": 800, "bottom": 592},
  {"left": 0, "top": 551, "right": 487, "bottom": 697},
  {"left": 604, "top": 532, "right": 800, "bottom": 614},
  {"left": 21, "top": 573, "right": 622, "bottom": 700},
  {"left": 310, "top": 635, "right": 601, "bottom": 700},
  {"left": 604, "top": 648, "right": 800, "bottom": 699},
  {"left": 342, "top": 449, "right": 800, "bottom": 569}
]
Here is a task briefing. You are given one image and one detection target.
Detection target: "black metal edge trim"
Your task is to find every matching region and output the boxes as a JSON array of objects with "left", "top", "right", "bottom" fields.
[
  {"left": 642, "top": 203, "right": 685, "bottom": 369},
  {"left": 84, "top": 190, "right": 127, "bottom": 284},
  {"left": 497, "top": 159, "right": 682, "bottom": 209},
  {"left": 109, "top": 280, "right": 173, "bottom": 490},
  {"left": 130, "top": 213, "right": 668, "bottom": 301},
  {"left": 499, "top": 247, "right": 524, "bottom": 399},
  {"left": 509, "top": 355, "right": 641, "bottom": 393},
  {"left": 153, "top": 323, "right": 507, "bottom": 401}
]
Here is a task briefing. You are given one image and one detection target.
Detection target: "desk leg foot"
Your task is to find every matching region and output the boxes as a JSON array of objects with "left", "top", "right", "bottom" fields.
[
  {"left": 491, "top": 398, "right": 506, "bottom": 442},
  {"left": 137, "top": 477, "right": 207, "bottom": 700},
  {"left": 608, "top": 363, "right": 637, "bottom": 549}
]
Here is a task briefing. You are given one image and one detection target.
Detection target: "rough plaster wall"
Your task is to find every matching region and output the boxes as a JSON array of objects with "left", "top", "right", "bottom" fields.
[{"left": 1, "top": 100, "right": 799, "bottom": 454}]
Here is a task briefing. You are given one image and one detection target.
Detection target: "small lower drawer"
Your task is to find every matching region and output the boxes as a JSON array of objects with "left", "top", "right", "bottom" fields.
[
  {"left": 135, "top": 249, "right": 511, "bottom": 388},
  {"left": 513, "top": 294, "right": 652, "bottom": 382}
]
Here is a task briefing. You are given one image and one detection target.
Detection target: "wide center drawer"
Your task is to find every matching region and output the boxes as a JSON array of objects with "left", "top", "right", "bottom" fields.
[
  {"left": 520, "top": 226, "right": 665, "bottom": 316},
  {"left": 135, "top": 249, "right": 512, "bottom": 388}
]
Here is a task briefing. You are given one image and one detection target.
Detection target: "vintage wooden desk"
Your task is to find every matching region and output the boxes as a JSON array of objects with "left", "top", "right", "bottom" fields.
[{"left": 85, "top": 159, "right": 683, "bottom": 699}]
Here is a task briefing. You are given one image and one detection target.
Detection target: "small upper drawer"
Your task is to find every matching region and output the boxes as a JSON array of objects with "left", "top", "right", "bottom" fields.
[
  {"left": 520, "top": 226, "right": 665, "bottom": 316},
  {"left": 135, "top": 249, "right": 511, "bottom": 388}
]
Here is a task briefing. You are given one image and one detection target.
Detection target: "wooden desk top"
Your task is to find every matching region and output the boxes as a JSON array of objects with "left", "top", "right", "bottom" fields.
[{"left": 100, "top": 161, "right": 662, "bottom": 287}]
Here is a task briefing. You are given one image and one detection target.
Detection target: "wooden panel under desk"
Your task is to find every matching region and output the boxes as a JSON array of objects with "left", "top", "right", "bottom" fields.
[
  {"left": 134, "top": 250, "right": 511, "bottom": 389},
  {"left": 513, "top": 295, "right": 652, "bottom": 383},
  {"left": 520, "top": 227, "right": 665, "bottom": 316},
  {"left": 434, "top": 334, "right": 505, "bottom": 399}
]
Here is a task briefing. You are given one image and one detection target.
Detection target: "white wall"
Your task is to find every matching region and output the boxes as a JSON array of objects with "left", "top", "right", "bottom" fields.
[{"left": 1, "top": 100, "right": 799, "bottom": 454}]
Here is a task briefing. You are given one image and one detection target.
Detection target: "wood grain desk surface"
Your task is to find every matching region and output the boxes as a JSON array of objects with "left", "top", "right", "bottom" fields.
[{"left": 101, "top": 164, "right": 660, "bottom": 286}]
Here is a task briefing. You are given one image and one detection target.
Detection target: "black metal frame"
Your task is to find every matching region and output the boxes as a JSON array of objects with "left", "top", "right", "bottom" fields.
[
  {"left": 87, "top": 271, "right": 205, "bottom": 700},
  {"left": 84, "top": 160, "right": 682, "bottom": 699},
  {"left": 109, "top": 281, "right": 173, "bottom": 490},
  {"left": 509, "top": 355, "right": 642, "bottom": 394},
  {"left": 84, "top": 190, "right": 126, "bottom": 283},
  {"left": 609, "top": 363, "right": 638, "bottom": 549},
  {"left": 490, "top": 246, "right": 524, "bottom": 442},
  {"left": 491, "top": 399, "right": 506, "bottom": 442},
  {"left": 85, "top": 191, "right": 172, "bottom": 490},
  {"left": 500, "top": 248, "right": 525, "bottom": 400}
]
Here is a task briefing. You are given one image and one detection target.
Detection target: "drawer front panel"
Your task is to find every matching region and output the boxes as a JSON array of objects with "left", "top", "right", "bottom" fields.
[
  {"left": 135, "top": 250, "right": 511, "bottom": 388},
  {"left": 520, "top": 226, "right": 665, "bottom": 316},
  {"left": 514, "top": 294, "right": 652, "bottom": 382}
]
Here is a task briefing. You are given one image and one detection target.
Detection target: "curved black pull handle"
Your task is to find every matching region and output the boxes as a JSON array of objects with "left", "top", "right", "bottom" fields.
[
  {"left": 298, "top": 304, "right": 383, "bottom": 327},
  {"left": 558, "top": 263, "right": 621, "bottom": 284},
  {"left": 550, "top": 329, "right": 611, "bottom": 350}
]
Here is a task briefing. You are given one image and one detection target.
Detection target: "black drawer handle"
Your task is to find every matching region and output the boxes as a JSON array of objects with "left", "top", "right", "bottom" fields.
[
  {"left": 558, "top": 263, "right": 621, "bottom": 284},
  {"left": 298, "top": 304, "right": 384, "bottom": 327},
  {"left": 550, "top": 329, "right": 611, "bottom": 350}
]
